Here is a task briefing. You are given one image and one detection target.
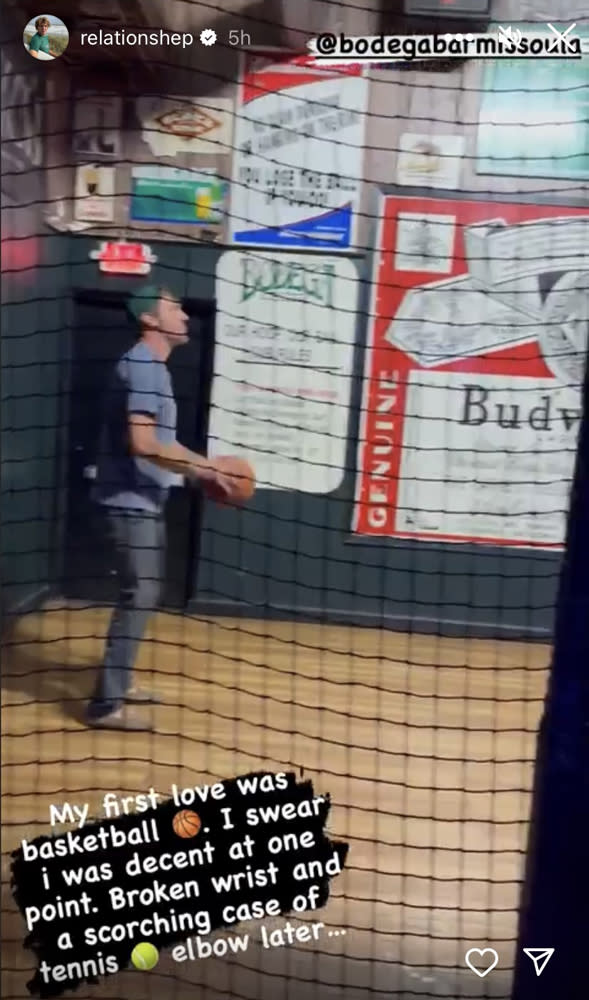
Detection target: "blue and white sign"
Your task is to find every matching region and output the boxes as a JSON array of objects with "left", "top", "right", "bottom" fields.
[{"left": 230, "top": 53, "right": 368, "bottom": 251}]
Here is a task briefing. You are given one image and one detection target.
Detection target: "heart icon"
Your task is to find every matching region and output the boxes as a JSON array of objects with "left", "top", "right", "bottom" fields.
[{"left": 465, "top": 948, "right": 499, "bottom": 978}]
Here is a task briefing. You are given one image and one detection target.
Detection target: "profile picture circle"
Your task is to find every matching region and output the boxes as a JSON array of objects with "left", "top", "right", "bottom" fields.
[{"left": 24, "top": 14, "right": 69, "bottom": 61}]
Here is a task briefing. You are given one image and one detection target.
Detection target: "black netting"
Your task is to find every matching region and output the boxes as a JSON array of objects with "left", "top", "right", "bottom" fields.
[{"left": 2, "top": 3, "right": 588, "bottom": 999}]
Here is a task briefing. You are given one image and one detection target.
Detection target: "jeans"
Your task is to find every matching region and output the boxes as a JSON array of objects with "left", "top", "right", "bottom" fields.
[{"left": 88, "top": 508, "right": 165, "bottom": 718}]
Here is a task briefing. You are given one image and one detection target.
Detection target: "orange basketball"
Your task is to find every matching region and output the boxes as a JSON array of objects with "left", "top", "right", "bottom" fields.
[
  {"left": 206, "top": 456, "right": 255, "bottom": 505},
  {"left": 172, "top": 810, "right": 202, "bottom": 839}
]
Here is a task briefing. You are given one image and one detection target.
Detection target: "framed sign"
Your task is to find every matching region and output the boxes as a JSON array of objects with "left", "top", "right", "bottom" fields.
[
  {"left": 72, "top": 94, "right": 122, "bottom": 159},
  {"left": 353, "top": 194, "right": 588, "bottom": 548},
  {"left": 477, "top": 24, "right": 589, "bottom": 180},
  {"left": 397, "top": 134, "right": 465, "bottom": 189},
  {"left": 230, "top": 53, "right": 368, "bottom": 250},
  {"left": 74, "top": 165, "right": 115, "bottom": 222},
  {"left": 136, "top": 96, "right": 233, "bottom": 157},
  {"left": 130, "top": 167, "right": 227, "bottom": 224},
  {"left": 210, "top": 251, "right": 359, "bottom": 492}
]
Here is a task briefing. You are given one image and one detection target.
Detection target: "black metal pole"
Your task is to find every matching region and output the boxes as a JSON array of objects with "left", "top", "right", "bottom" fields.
[{"left": 512, "top": 357, "right": 589, "bottom": 998}]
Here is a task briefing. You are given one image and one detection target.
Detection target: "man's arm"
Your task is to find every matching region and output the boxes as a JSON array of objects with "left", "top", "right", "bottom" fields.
[
  {"left": 128, "top": 413, "right": 216, "bottom": 481},
  {"left": 124, "top": 356, "right": 238, "bottom": 497}
]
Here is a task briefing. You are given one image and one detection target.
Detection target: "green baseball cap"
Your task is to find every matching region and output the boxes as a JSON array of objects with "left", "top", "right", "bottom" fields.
[{"left": 127, "top": 285, "right": 162, "bottom": 322}]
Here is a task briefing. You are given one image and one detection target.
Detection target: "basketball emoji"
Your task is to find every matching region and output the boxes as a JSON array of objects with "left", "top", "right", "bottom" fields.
[{"left": 173, "top": 809, "right": 202, "bottom": 838}]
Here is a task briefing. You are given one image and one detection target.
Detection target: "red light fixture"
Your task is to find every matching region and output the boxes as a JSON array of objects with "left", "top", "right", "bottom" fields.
[{"left": 89, "top": 241, "right": 157, "bottom": 275}]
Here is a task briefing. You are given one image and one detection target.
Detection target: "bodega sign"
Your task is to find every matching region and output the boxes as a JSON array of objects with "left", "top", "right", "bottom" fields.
[
  {"left": 240, "top": 256, "right": 336, "bottom": 306},
  {"left": 353, "top": 196, "right": 589, "bottom": 549},
  {"left": 210, "top": 250, "right": 358, "bottom": 494}
]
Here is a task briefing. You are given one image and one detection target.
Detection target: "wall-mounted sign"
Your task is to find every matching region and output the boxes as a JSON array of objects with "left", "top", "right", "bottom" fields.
[
  {"left": 130, "top": 166, "right": 227, "bottom": 224},
  {"left": 476, "top": 24, "right": 589, "bottom": 180},
  {"left": 397, "top": 134, "right": 465, "bottom": 189},
  {"left": 136, "top": 96, "right": 233, "bottom": 157},
  {"left": 353, "top": 194, "right": 589, "bottom": 549},
  {"left": 230, "top": 52, "right": 368, "bottom": 250},
  {"left": 74, "top": 164, "right": 115, "bottom": 221},
  {"left": 210, "top": 251, "right": 358, "bottom": 493},
  {"left": 89, "top": 241, "right": 157, "bottom": 275},
  {"left": 72, "top": 93, "right": 122, "bottom": 159}
]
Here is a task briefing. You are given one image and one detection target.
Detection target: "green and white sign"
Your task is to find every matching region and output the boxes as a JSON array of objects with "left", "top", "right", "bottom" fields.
[
  {"left": 130, "top": 166, "right": 227, "bottom": 224},
  {"left": 477, "top": 24, "right": 589, "bottom": 180},
  {"left": 210, "top": 251, "right": 358, "bottom": 494},
  {"left": 239, "top": 256, "right": 336, "bottom": 307}
]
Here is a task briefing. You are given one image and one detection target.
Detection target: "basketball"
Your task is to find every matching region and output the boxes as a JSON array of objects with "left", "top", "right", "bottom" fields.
[
  {"left": 172, "top": 809, "right": 202, "bottom": 838},
  {"left": 206, "top": 456, "right": 256, "bottom": 505}
]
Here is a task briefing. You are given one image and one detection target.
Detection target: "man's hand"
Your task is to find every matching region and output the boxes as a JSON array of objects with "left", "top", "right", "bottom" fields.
[
  {"left": 213, "top": 470, "right": 240, "bottom": 501},
  {"left": 188, "top": 463, "right": 240, "bottom": 503}
]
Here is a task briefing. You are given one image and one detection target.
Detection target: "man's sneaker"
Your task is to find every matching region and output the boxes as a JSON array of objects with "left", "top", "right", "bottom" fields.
[
  {"left": 125, "top": 687, "right": 161, "bottom": 704},
  {"left": 86, "top": 705, "right": 154, "bottom": 731}
]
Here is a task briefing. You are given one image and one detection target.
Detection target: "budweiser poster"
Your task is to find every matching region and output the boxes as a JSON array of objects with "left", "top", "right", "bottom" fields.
[{"left": 353, "top": 196, "right": 588, "bottom": 548}]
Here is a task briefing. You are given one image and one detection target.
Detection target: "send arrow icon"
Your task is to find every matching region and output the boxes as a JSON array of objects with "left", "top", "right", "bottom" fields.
[{"left": 523, "top": 949, "right": 555, "bottom": 977}]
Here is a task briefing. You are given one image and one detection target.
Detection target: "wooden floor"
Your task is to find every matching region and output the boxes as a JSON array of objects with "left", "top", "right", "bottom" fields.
[{"left": 1, "top": 602, "right": 550, "bottom": 1000}]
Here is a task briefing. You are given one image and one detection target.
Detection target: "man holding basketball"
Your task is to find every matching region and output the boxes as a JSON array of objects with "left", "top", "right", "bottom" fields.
[{"left": 87, "top": 286, "right": 238, "bottom": 731}]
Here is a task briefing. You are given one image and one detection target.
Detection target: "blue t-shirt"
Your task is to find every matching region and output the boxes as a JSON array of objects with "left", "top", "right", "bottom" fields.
[{"left": 93, "top": 341, "right": 177, "bottom": 513}]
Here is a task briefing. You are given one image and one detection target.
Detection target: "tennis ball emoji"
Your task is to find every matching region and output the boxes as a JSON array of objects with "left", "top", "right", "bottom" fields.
[{"left": 131, "top": 942, "right": 159, "bottom": 970}]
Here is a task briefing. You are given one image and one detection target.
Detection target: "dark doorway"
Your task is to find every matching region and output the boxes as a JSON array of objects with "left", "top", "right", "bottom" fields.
[{"left": 62, "top": 289, "right": 215, "bottom": 609}]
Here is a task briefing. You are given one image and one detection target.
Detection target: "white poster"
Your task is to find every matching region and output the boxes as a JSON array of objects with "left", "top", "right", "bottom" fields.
[
  {"left": 230, "top": 53, "right": 368, "bottom": 250},
  {"left": 396, "top": 371, "right": 583, "bottom": 545},
  {"left": 397, "top": 134, "right": 465, "bottom": 189},
  {"left": 210, "top": 251, "right": 358, "bottom": 493},
  {"left": 74, "top": 164, "right": 115, "bottom": 221},
  {"left": 477, "top": 24, "right": 589, "bottom": 180},
  {"left": 72, "top": 93, "right": 122, "bottom": 158},
  {"left": 136, "top": 96, "right": 233, "bottom": 157}
]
